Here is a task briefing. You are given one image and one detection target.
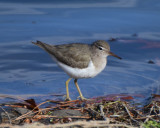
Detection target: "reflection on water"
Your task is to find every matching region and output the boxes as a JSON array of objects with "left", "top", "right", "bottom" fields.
[{"left": 0, "top": 0, "right": 160, "bottom": 102}]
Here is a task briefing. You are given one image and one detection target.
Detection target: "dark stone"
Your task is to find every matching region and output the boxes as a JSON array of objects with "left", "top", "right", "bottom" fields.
[
  {"left": 132, "top": 33, "right": 138, "bottom": 37},
  {"left": 148, "top": 60, "right": 155, "bottom": 64},
  {"left": 14, "top": 107, "right": 31, "bottom": 115},
  {"left": 0, "top": 107, "right": 21, "bottom": 125},
  {"left": 38, "top": 118, "right": 51, "bottom": 125},
  {"left": 49, "top": 109, "right": 83, "bottom": 117},
  {"left": 108, "top": 37, "right": 118, "bottom": 42}
]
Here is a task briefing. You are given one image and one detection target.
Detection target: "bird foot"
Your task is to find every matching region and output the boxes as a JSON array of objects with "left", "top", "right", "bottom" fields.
[
  {"left": 77, "top": 96, "right": 87, "bottom": 101},
  {"left": 65, "top": 97, "right": 72, "bottom": 101}
]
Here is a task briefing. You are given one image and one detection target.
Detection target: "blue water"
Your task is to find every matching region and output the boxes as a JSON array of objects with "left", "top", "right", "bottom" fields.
[{"left": 0, "top": 0, "right": 160, "bottom": 102}]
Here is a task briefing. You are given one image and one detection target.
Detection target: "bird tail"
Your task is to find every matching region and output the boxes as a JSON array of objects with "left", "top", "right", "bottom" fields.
[
  {"left": 32, "top": 41, "right": 54, "bottom": 55},
  {"left": 32, "top": 40, "right": 48, "bottom": 48}
]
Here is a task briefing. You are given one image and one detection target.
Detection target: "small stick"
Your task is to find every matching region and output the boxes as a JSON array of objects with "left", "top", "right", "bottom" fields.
[
  {"left": 99, "top": 105, "right": 107, "bottom": 121},
  {"left": 135, "top": 113, "right": 160, "bottom": 120},
  {"left": 0, "top": 106, "right": 11, "bottom": 124},
  {"left": 33, "top": 115, "right": 90, "bottom": 119},
  {"left": 122, "top": 103, "right": 139, "bottom": 124},
  {"left": 14, "top": 100, "right": 49, "bottom": 121},
  {"left": 149, "top": 105, "right": 154, "bottom": 115}
]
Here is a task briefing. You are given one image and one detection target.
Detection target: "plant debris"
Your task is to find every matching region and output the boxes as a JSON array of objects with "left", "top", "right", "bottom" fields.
[{"left": 0, "top": 94, "right": 159, "bottom": 127}]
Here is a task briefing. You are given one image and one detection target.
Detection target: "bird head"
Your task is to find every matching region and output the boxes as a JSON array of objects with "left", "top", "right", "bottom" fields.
[{"left": 92, "top": 40, "right": 122, "bottom": 59}]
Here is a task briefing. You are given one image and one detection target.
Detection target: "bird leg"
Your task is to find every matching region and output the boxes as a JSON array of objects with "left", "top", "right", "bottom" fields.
[
  {"left": 65, "top": 78, "right": 72, "bottom": 101},
  {"left": 74, "top": 79, "right": 87, "bottom": 100}
]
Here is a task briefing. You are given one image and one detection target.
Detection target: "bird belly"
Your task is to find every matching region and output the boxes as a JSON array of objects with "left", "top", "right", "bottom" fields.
[{"left": 57, "top": 60, "right": 99, "bottom": 79}]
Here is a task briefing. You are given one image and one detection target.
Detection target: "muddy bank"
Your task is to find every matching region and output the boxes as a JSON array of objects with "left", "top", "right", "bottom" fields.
[{"left": 0, "top": 94, "right": 159, "bottom": 127}]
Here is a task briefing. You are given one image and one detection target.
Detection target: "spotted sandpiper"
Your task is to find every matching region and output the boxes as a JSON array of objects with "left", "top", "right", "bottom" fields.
[{"left": 32, "top": 40, "right": 121, "bottom": 101}]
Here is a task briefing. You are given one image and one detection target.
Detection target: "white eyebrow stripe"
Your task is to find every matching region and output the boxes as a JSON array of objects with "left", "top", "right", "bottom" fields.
[
  {"left": 94, "top": 44, "right": 108, "bottom": 51},
  {"left": 99, "top": 46, "right": 108, "bottom": 51}
]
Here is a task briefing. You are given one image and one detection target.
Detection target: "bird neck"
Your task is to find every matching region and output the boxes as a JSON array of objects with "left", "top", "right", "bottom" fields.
[{"left": 91, "top": 54, "right": 107, "bottom": 71}]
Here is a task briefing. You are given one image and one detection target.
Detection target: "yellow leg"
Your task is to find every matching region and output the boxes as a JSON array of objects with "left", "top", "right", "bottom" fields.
[
  {"left": 65, "top": 78, "right": 72, "bottom": 101},
  {"left": 74, "top": 79, "right": 87, "bottom": 100}
]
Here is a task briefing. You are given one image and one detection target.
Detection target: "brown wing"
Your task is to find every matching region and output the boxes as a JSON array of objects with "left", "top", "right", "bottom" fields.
[{"left": 32, "top": 41, "right": 91, "bottom": 69}]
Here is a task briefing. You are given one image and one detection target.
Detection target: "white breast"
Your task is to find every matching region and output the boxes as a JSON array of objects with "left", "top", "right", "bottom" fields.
[
  {"left": 51, "top": 56, "right": 107, "bottom": 79},
  {"left": 57, "top": 60, "right": 99, "bottom": 78}
]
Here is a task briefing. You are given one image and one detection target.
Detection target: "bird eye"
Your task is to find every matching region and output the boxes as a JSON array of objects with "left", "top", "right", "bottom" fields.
[{"left": 99, "top": 47, "right": 103, "bottom": 50}]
